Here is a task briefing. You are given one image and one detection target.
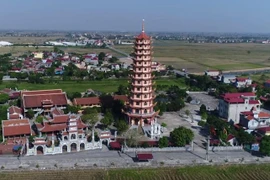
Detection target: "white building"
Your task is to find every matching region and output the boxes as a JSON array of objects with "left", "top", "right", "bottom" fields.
[
  {"left": 205, "top": 70, "right": 220, "bottom": 77},
  {"left": 0, "top": 41, "right": 13, "bottom": 47},
  {"left": 218, "top": 92, "right": 261, "bottom": 124},
  {"left": 220, "top": 74, "right": 236, "bottom": 84},
  {"left": 234, "top": 77, "right": 252, "bottom": 88},
  {"left": 240, "top": 108, "right": 270, "bottom": 130}
]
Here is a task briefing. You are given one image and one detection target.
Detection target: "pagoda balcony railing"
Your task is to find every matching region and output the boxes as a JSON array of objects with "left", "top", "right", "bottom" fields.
[
  {"left": 127, "top": 112, "right": 156, "bottom": 117},
  {"left": 130, "top": 96, "right": 155, "bottom": 101},
  {"left": 129, "top": 104, "right": 154, "bottom": 108},
  {"left": 136, "top": 57, "right": 151, "bottom": 61},
  {"left": 132, "top": 82, "right": 153, "bottom": 87},
  {"left": 136, "top": 40, "right": 151, "bottom": 45},
  {"left": 131, "top": 89, "right": 153, "bottom": 93},
  {"left": 143, "top": 64, "right": 152, "bottom": 67},
  {"left": 134, "top": 46, "right": 151, "bottom": 50},
  {"left": 131, "top": 76, "right": 154, "bottom": 80}
]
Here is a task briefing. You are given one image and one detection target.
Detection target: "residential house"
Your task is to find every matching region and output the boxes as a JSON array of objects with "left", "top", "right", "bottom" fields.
[
  {"left": 264, "top": 80, "right": 270, "bottom": 88},
  {"left": 218, "top": 92, "right": 261, "bottom": 124},
  {"left": 151, "top": 62, "right": 166, "bottom": 72},
  {"left": 220, "top": 74, "right": 236, "bottom": 84},
  {"left": 240, "top": 108, "right": 270, "bottom": 130},
  {"left": 234, "top": 77, "right": 252, "bottom": 88},
  {"left": 33, "top": 52, "right": 43, "bottom": 59},
  {"left": 205, "top": 70, "right": 220, "bottom": 77},
  {"left": 111, "top": 64, "right": 120, "bottom": 70},
  {"left": 55, "top": 68, "right": 64, "bottom": 75}
]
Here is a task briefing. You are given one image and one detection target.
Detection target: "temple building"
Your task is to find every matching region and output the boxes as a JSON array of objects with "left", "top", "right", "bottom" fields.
[{"left": 126, "top": 20, "right": 159, "bottom": 126}]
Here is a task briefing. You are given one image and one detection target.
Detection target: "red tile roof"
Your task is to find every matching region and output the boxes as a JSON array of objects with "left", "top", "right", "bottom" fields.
[
  {"left": 236, "top": 77, "right": 248, "bottom": 82},
  {"left": 221, "top": 92, "right": 256, "bottom": 103},
  {"left": 227, "top": 134, "right": 235, "bottom": 141},
  {"left": 74, "top": 95, "right": 128, "bottom": 106},
  {"left": 49, "top": 115, "right": 69, "bottom": 124},
  {"left": 73, "top": 97, "right": 100, "bottom": 106},
  {"left": 77, "top": 119, "right": 87, "bottom": 129},
  {"left": 9, "top": 114, "right": 20, "bottom": 119},
  {"left": 39, "top": 122, "right": 67, "bottom": 133},
  {"left": 114, "top": 95, "right": 128, "bottom": 102},
  {"left": 259, "top": 112, "right": 270, "bottom": 118},
  {"left": 136, "top": 32, "right": 150, "bottom": 40},
  {"left": 51, "top": 107, "right": 64, "bottom": 116},
  {"left": 2, "top": 119, "right": 31, "bottom": 136},
  {"left": 22, "top": 90, "right": 68, "bottom": 108},
  {"left": 249, "top": 100, "right": 260, "bottom": 104},
  {"left": 257, "top": 126, "right": 270, "bottom": 132},
  {"left": 9, "top": 106, "right": 22, "bottom": 114}
]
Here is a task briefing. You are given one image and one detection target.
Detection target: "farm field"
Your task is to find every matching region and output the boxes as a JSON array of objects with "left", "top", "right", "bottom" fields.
[
  {"left": 1, "top": 164, "right": 270, "bottom": 180},
  {"left": 0, "top": 36, "right": 65, "bottom": 44},
  {"left": 115, "top": 40, "right": 270, "bottom": 72},
  {"left": 0, "top": 46, "right": 53, "bottom": 56},
  {"left": 0, "top": 78, "right": 185, "bottom": 93}
]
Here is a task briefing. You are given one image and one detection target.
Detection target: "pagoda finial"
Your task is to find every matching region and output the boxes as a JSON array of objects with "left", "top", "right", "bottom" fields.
[{"left": 142, "top": 19, "right": 145, "bottom": 32}]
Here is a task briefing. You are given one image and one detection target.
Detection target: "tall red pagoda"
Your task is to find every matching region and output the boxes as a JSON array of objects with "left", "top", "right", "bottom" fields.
[{"left": 126, "top": 20, "right": 159, "bottom": 126}]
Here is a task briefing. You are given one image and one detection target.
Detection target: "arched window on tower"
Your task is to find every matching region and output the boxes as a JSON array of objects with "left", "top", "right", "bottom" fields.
[
  {"left": 144, "top": 95, "right": 147, "bottom": 98},
  {"left": 136, "top": 102, "right": 140, "bottom": 105},
  {"left": 136, "top": 94, "right": 140, "bottom": 98},
  {"left": 144, "top": 102, "right": 147, "bottom": 106},
  {"left": 144, "top": 87, "right": 147, "bottom": 91},
  {"left": 144, "top": 109, "right": 147, "bottom": 114},
  {"left": 144, "top": 81, "right": 147, "bottom": 84},
  {"left": 136, "top": 109, "right": 139, "bottom": 114}
]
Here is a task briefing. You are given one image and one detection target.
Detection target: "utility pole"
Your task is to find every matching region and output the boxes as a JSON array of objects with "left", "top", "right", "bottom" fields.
[{"left": 206, "top": 135, "right": 210, "bottom": 161}]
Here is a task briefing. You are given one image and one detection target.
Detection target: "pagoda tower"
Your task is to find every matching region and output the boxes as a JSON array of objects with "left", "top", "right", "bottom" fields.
[{"left": 126, "top": 20, "right": 159, "bottom": 126}]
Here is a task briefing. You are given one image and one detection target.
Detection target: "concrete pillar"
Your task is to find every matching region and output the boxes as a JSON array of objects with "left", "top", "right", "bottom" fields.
[
  {"left": 154, "top": 123, "right": 157, "bottom": 134},
  {"left": 114, "top": 131, "right": 117, "bottom": 140},
  {"left": 52, "top": 135, "right": 55, "bottom": 151},
  {"left": 92, "top": 130, "right": 95, "bottom": 143},
  {"left": 157, "top": 125, "right": 161, "bottom": 135},
  {"left": 151, "top": 124, "right": 154, "bottom": 139}
]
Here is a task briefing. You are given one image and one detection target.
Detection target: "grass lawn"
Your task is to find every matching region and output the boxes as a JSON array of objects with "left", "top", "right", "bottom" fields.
[
  {"left": 1, "top": 164, "right": 270, "bottom": 180},
  {"left": 211, "top": 63, "right": 265, "bottom": 71},
  {"left": 0, "top": 78, "right": 185, "bottom": 93}
]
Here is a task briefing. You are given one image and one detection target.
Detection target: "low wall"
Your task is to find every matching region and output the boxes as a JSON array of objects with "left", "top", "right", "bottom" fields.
[
  {"left": 209, "top": 146, "right": 243, "bottom": 151},
  {"left": 123, "top": 146, "right": 192, "bottom": 153}
]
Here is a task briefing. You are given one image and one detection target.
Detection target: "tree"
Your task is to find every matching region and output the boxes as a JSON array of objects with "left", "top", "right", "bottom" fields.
[
  {"left": 170, "top": 126, "right": 194, "bottom": 147},
  {"left": 64, "top": 105, "right": 80, "bottom": 114},
  {"left": 201, "top": 112, "right": 208, "bottom": 121},
  {"left": 26, "top": 109, "right": 35, "bottom": 119},
  {"left": 0, "top": 105, "right": 8, "bottom": 120},
  {"left": 35, "top": 116, "right": 43, "bottom": 123},
  {"left": 115, "top": 120, "right": 128, "bottom": 134},
  {"left": 116, "top": 85, "right": 128, "bottom": 95},
  {"left": 81, "top": 109, "right": 99, "bottom": 128},
  {"left": 109, "top": 56, "right": 118, "bottom": 63},
  {"left": 186, "top": 96, "right": 192, "bottom": 103},
  {"left": 158, "top": 137, "right": 169, "bottom": 148},
  {"left": 236, "top": 129, "right": 255, "bottom": 145},
  {"left": 0, "top": 93, "right": 9, "bottom": 104},
  {"left": 98, "top": 52, "right": 106, "bottom": 61},
  {"left": 185, "top": 110, "right": 190, "bottom": 117},
  {"left": 260, "top": 136, "right": 270, "bottom": 156},
  {"left": 200, "top": 104, "right": 207, "bottom": 114}
]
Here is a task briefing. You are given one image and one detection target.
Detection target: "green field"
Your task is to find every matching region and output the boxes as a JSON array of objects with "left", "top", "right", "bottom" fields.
[
  {"left": 1, "top": 164, "right": 270, "bottom": 180},
  {"left": 115, "top": 40, "right": 270, "bottom": 72},
  {"left": 1, "top": 78, "right": 185, "bottom": 93}
]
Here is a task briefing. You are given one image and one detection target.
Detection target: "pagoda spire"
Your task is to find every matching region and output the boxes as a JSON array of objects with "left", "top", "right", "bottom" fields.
[{"left": 142, "top": 19, "right": 145, "bottom": 32}]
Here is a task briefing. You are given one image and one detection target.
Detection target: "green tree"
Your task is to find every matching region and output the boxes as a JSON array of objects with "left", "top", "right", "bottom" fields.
[
  {"left": 116, "top": 85, "right": 128, "bottom": 95},
  {"left": 0, "top": 105, "right": 8, "bottom": 120},
  {"left": 170, "top": 126, "right": 194, "bottom": 147},
  {"left": 35, "top": 116, "right": 43, "bottom": 123},
  {"left": 115, "top": 120, "right": 128, "bottom": 134},
  {"left": 201, "top": 112, "right": 208, "bottom": 121},
  {"left": 65, "top": 105, "right": 80, "bottom": 114},
  {"left": 0, "top": 93, "right": 9, "bottom": 104},
  {"left": 185, "top": 110, "right": 190, "bottom": 117},
  {"left": 236, "top": 129, "right": 255, "bottom": 145},
  {"left": 26, "top": 109, "right": 35, "bottom": 119},
  {"left": 98, "top": 52, "right": 106, "bottom": 61},
  {"left": 200, "top": 104, "right": 207, "bottom": 114},
  {"left": 81, "top": 109, "right": 99, "bottom": 128},
  {"left": 260, "top": 136, "right": 270, "bottom": 156},
  {"left": 158, "top": 137, "right": 169, "bottom": 148},
  {"left": 109, "top": 56, "right": 118, "bottom": 63}
]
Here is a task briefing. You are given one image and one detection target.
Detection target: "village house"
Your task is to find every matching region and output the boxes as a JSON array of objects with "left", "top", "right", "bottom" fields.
[
  {"left": 264, "top": 80, "right": 270, "bottom": 88},
  {"left": 33, "top": 52, "right": 43, "bottom": 59},
  {"left": 234, "top": 77, "right": 252, "bottom": 88},
  {"left": 21, "top": 89, "right": 68, "bottom": 116},
  {"left": 204, "top": 70, "right": 220, "bottom": 77},
  {"left": 219, "top": 74, "right": 236, "bottom": 84},
  {"left": 151, "top": 62, "right": 166, "bottom": 72},
  {"left": 219, "top": 92, "right": 261, "bottom": 124},
  {"left": 239, "top": 107, "right": 270, "bottom": 130}
]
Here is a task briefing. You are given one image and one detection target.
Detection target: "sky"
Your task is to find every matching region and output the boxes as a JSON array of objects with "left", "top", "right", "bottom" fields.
[{"left": 1, "top": 0, "right": 270, "bottom": 33}]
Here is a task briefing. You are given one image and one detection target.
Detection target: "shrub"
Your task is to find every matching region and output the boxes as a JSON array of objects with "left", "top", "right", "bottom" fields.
[
  {"left": 198, "top": 121, "right": 206, "bottom": 127},
  {"left": 161, "top": 122, "right": 167, "bottom": 127}
]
